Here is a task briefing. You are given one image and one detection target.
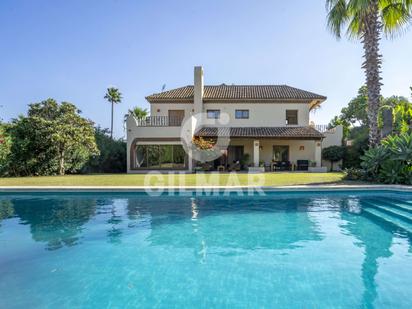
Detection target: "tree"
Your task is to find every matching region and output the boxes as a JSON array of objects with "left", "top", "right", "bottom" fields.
[
  {"left": 6, "top": 114, "right": 58, "bottom": 176},
  {"left": 322, "top": 145, "right": 346, "bottom": 171},
  {"left": 82, "top": 127, "right": 126, "bottom": 173},
  {"left": 326, "top": 0, "right": 412, "bottom": 147},
  {"left": 381, "top": 96, "right": 412, "bottom": 134},
  {"left": 104, "top": 87, "right": 122, "bottom": 139},
  {"left": 329, "top": 86, "right": 370, "bottom": 139},
  {"left": 0, "top": 123, "right": 11, "bottom": 174},
  {"left": 330, "top": 87, "right": 412, "bottom": 168},
  {"left": 51, "top": 103, "right": 99, "bottom": 175},
  {"left": 341, "top": 86, "right": 369, "bottom": 126},
  {"left": 5, "top": 99, "right": 98, "bottom": 176}
]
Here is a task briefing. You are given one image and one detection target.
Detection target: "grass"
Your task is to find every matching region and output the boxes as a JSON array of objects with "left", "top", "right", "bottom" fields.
[{"left": 0, "top": 172, "right": 345, "bottom": 187}]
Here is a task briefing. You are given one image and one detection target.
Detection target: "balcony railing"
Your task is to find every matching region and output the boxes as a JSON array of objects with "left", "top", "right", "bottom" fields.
[
  {"left": 135, "top": 116, "right": 337, "bottom": 133},
  {"left": 312, "top": 124, "right": 336, "bottom": 133},
  {"left": 136, "top": 116, "right": 184, "bottom": 127}
]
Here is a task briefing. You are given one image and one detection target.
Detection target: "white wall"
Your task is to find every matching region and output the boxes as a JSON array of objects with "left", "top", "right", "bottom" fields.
[
  {"left": 321, "top": 125, "right": 344, "bottom": 171},
  {"left": 149, "top": 102, "right": 310, "bottom": 127},
  {"left": 322, "top": 125, "right": 343, "bottom": 148},
  {"left": 203, "top": 103, "right": 310, "bottom": 127},
  {"left": 150, "top": 103, "right": 193, "bottom": 121}
]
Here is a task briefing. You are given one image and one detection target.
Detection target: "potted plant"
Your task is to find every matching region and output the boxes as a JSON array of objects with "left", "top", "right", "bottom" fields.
[{"left": 239, "top": 153, "right": 250, "bottom": 170}]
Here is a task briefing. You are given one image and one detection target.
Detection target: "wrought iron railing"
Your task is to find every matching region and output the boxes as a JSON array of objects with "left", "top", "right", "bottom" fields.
[
  {"left": 312, "top": 124, "right": 336, "bottom": 133},
  {"left": 136, "top": 116, "right": 184, "bottom": 127}
]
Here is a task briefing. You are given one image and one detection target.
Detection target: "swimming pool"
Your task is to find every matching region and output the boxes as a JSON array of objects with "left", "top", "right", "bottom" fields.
[{"left": 0, "top": 190, "right": 411, "bottom": 308}]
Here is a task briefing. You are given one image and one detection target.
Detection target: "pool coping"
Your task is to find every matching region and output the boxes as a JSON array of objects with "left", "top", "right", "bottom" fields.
[{"left": 0, "top": 184, "right": 411, "bottom": 192}]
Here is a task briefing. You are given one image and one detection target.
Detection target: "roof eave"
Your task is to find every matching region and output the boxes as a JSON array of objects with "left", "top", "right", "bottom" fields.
[
  {"left": 195, "top": 134, "right": 323, "bottom": 140},
  {"left": 203, "top": 98, "right": 324, "bottom": 104},
  {"left": 146, "top": 98, "right": 326, "bottom": 104},
  {"left": 145, "top": 98, "right": 194, "bottom": 104},
  {"left": 309, "top": 97, "right": 327, "bottom": 111}
]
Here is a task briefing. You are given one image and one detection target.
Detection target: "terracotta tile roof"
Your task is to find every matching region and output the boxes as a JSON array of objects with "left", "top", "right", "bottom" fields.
[
  {"left": 195, "top": 126, "right": 324, "bottom": 139},
  {"left": 146, "top": 85, "right": 326, "bottom": 103}
]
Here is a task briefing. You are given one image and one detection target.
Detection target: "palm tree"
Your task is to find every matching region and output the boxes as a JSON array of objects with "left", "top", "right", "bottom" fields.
[
  {"left": 326, "top": 0, "right": 412, "bottom": 146},
  {"left": 123, "top": 106, "right": 148, "bottom": 124},
  {"left": 131, "top": 106, "right": 148, "bottom": 119},
  {"left": 104, "top": 87, "right": 122, "bottom": 139}
]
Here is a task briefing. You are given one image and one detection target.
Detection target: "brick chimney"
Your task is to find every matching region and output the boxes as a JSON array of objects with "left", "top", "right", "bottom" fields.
[{"left": 194, "top": 66, "right": 204, "bottom": 115}]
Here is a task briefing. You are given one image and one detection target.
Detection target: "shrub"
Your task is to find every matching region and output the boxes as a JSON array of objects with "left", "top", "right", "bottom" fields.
[
  {"left": 379, "top": 160, "right": 406, "bottom": 184},
  {"left": 360, "top": 145, "right": 389, "bottom": 177},
  {"left": 382, "top": 133, "right": 412, "bottom": 163},
  {"left": 343, "top": 168, "right": 367, "bottom": 181},
  {"left": 82, "top": 127, "right": 126, "bottom": 173},
  {"left": 360, "top": 132, "right": 412, "bottom": 184},
  {"left": 342, "top": 126, "right": 369, "bottom": 168}
]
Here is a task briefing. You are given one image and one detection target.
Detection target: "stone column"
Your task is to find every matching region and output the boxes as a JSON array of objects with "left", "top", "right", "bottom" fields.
[
  {"left": 194, "top": 66, "right": 204, "bottom": 116},
  {"left": 315, "top": 140, "right": 322, "bottom": 167},
  {"left": 188, "top": 149, "right": 193, "bottom": 172},
  {"left": 253, "top": 140, "right": 260, "bottom": 167}
]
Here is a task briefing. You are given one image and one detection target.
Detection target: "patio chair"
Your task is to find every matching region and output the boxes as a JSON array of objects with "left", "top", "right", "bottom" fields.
[
  {"left": 296, "top": 160, "right": 309, "bottom": 171},
  {"left": 280, "top": 161, "right": 291, "bottom": 171},
  {"left": 229, "top": 161, "right": 241, "bottom": 171}
]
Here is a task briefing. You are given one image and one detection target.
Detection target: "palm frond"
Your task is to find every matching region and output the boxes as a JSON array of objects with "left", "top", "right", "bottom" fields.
[
  {"left": 326, "top": 0, "right": 350, "bottom": 38},
  {"left": 348, "top": 0, "right": 372, "bottom": 12},
  {"left": 104, "top": 87, "right": 123, "bottom": 104},
  {"left": 346, "top": 10, "right": 364, "bottom": 39},
  {"left": 346, "top": 0, "right": 372, "bottom": 39},
  {"left": 380, "top": 0, "right": 412, "bottom": 38}
]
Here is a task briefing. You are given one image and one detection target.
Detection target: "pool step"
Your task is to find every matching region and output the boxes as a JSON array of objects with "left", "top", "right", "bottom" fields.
[
  {"left": 362, "top": 200, "right": 412, "bottom": 224},
  {"left": 362, "top": 207, "right": 412, "bottom": 235},
  {"left": 377, "top": 197, "right": 412, "bottom": 212}
]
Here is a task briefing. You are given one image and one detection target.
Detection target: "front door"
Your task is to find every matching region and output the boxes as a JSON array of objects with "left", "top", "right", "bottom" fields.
[
  {"left": 168, "top": 110, "right": 184, "bottom": 126},
  {"left": 273, "top": 145, "right": 289, "bottom": 162}
]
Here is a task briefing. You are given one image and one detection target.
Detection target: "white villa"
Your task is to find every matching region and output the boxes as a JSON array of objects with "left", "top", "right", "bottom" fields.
[{"left": 126, "top": 67, "right": 342, "bottom": 172}]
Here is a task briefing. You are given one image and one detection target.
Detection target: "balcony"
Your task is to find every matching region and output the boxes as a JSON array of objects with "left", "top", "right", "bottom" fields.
[
  {"left": 312, "top": 124, "right": 336, "bottom": 133},
  {"left": 136, "top": 116, "right": 184, "bottom": 127},
  {"left": 127, "top": 115, "right": 184, "bottom": 140}
]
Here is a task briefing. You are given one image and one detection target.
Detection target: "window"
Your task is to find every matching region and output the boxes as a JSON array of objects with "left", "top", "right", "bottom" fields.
[
  {"left": 134, "top": 145, "right": 186, "bottom": 169},
  {"left": 173, "top": 145, "right": 186, "bottom": 168},
  {"left": 136, "top": 145, "right": 148, "bottom": 168},
  {"left": 147, "top": 145, "right": 161, "bottom": 168},
  {"left": 160, "top": 145, "right": 173, "bottom": 168},
  {"left": 286, "top": 110, "right": 298, "bottom": 125},
  {"left": 235, "top": 110, "right": 249, "bottom": 119},
  {"left": 207, "top": 110, "right": 220, "bottom": 119}
]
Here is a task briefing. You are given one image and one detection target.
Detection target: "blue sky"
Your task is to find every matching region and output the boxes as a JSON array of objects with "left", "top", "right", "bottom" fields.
[{"left": 1, "top": 0, "right": 411, "bottom": 138}]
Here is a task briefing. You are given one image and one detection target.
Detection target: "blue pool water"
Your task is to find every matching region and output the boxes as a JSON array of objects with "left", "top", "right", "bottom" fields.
[{"left": 0, "top": 191, "right": 411, "bottom": 308}]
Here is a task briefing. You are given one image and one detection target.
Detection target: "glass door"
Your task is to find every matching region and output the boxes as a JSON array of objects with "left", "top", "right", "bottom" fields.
[{"left": 273, "top": 146, "right": 289, "bottom": 162}]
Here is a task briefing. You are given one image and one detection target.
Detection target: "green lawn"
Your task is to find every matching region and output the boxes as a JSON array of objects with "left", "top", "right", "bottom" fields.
[{"left": 0, "top": 172, "right": 344, "bottom": 187}]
